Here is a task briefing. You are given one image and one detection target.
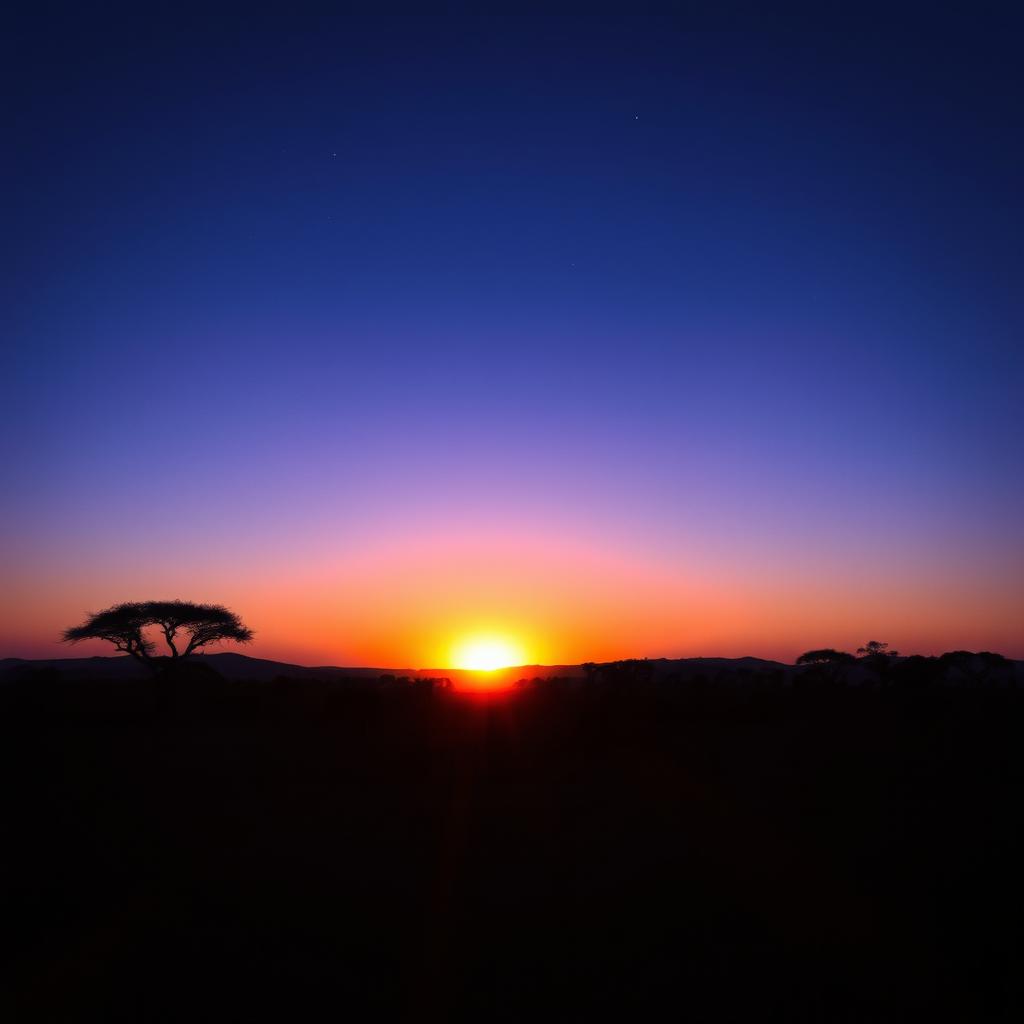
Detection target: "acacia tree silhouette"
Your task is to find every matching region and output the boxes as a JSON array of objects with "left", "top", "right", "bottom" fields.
[{"left": 63, "top": 600, "right": 254, "bottom": 672}]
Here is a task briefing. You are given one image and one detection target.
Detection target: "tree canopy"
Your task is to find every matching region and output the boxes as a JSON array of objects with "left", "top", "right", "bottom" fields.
[
  {"left": 63, "top": 600, "right": 253, "bottom": 670},
  {"left": 857, "top": 640, "right": 898, "bottom": 658}
]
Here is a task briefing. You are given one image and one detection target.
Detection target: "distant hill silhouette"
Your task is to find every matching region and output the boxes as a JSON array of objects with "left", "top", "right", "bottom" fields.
[
  {"left": 0, "top": 652, "right": 393, "bottom": 683},
  {"left": 0, "top": 652, "right": 789, "bottom": 684},
  {"left": 0, "top": 653, "right": 571, "bottom": 685}
]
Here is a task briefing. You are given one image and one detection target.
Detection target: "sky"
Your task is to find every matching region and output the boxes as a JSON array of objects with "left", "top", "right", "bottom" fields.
[{"left": 3, "top": 10, "right": 1023, "bottom": 666}]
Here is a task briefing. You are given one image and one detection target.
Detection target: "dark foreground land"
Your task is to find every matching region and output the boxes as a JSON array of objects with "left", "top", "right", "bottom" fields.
[{"left": 2, "top": 664, "right": 1023, "bottom": 1021}]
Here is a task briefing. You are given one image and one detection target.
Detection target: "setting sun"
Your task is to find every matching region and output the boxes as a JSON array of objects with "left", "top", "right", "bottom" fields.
[{"left": 451, "top": 635, "right": 527, "bottom": 671}]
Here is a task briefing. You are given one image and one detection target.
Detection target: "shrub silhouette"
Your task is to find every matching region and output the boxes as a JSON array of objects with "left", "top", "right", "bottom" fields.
[
  {"left": 63, "top": 600, "right": 253, "bottom": 672},
  {"left": 939, "top": 650, "right": 1011, "bottom": 687},
  {"left": 796, "top": 649, "right": 856, "bottom": 665}
]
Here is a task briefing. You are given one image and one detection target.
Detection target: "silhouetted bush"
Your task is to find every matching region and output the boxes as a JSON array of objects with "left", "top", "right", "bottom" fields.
[{"left": 796, "top": 648, "right": 856, "bottom": 665}]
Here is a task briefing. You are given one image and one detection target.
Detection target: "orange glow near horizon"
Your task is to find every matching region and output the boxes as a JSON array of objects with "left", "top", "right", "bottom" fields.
[
  {"left": 450, "top": 634, "right": 528, "bottom": 671},
  {"left": 2, "top": 522, "right": 1023, "bottom": 668}
]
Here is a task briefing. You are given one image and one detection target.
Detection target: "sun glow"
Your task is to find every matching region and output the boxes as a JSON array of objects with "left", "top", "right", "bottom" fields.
[{"left": 451, "top": 635, "right": 526, "bottom": 671}]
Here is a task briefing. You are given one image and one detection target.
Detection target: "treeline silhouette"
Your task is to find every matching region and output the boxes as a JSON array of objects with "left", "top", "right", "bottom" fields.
[
  {"left": 2, "top": 645, "right": 1023, "bottom": 1021},
  {"left": 551, "top": 646, "right": 1018, "bottom": 695}
]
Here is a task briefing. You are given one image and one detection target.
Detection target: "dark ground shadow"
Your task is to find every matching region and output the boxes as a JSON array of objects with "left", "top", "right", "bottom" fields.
[{"left": 2, "top": 668, "right": 1022, "bottom": 1021}]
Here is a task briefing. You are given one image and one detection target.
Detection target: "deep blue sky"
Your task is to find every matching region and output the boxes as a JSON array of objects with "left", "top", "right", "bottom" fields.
[{"left": 4, "top": 10, "right": 1023, "bottom": 662}]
